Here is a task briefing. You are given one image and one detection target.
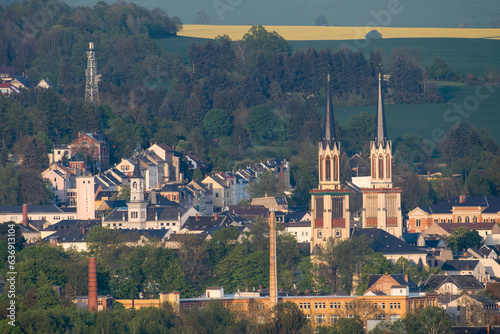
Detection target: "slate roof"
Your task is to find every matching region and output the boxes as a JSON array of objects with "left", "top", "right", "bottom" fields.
[
  {"left": 228, "top": 205, "right": 269, "bottom": 219},
  {"left": 41, "top": 220, "right": 101, "bottom": 243},
  {"left": 351, "top": 228, "right": 427, "bottom": 255},
  {"left": 419, "top": 196, "right": 500, "bottom": 214},
  {"left": 367, "top": 274, "right": 420, "bottom": 292},
  {"left": 182, "top": 215, "right": 228, "bottom": 232},
  {"left": 420, "top": 274, "right": 484, "bottom": 291},
  {"left": 0, "top": 204, "right": 64, "bottom": 214},
  {"left": 95, "top": 191, "right": 117, "bottom": 201},
  {"left": 442, "top": 260, "right": 480, "bottom": 271},
  {"left": 402, "top": 232, "right": 420, "bottom": 244},
  {"left": 283, "top": 211, "right": 309, "bottom": 223},
  {"left": 117, "top": 229, "right": 170, "bottom": 242},
  {"left": 435, "top": 222, "right": 498, "bottom": 233},
  {"left": 424, "top": 239, "right": 443, "bottom": 248}
]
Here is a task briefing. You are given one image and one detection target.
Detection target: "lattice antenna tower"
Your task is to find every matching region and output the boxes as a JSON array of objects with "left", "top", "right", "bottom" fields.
[{"left": 85, "top": 42, "right": 99, "bottom": 104}]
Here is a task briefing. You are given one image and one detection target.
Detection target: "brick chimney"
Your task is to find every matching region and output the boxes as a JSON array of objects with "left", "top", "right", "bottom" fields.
[
  {"left": 195, "top": 213, "right": 198, "bottom": 221},
  {"left": 404, "top": 274, "right": 408, "bottom": 282},
  {"left": 22, "top": 204, "right": 28, "bottom": 227},
  {"left": 88, "top": 258, "right": 98, "bottom": 312},
  {"left": 459, "top": 195, "right": 467, "bottom": 203},
  {"left": 214, "top": 212, "right": 218, "bottom": 220}
]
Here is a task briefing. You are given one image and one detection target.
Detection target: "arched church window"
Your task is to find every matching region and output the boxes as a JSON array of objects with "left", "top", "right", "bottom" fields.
[
  {"left": 333, "top": 155, "right": 339, "bottom": 181},
  {"left": 473, "top": 216, "right": 477, "bottom": 223},
  {"left": 325, "top": 156, "right": 331, "bottom": 181},
  {"left": 457, "top": 216, "right": 462, "bottom": 223},
  {"left": 133, "top": 181, "right": 137, "bottom": 189},
  {"left": 372, "top": 155, "right": 376, "bottom": 178},
  {"left": 386, "top": 154, "right": 391, "bottom": 178},
  {"left": 465, "top": 216, "right": 470, "bottom": 223},
  {"left": 378, "top": 155, "right": 384, "bottom": 179},
  {"left": 319, "top": 156, "right": 323, "bottom": 181}
]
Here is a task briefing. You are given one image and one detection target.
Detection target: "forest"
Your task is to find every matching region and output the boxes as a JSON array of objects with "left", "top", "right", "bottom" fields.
[{"left": 0, "top": 0, "right": 499, "bottom": 210}]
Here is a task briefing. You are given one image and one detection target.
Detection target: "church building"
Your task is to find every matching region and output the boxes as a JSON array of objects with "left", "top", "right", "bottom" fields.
[
  {"left": 310, "top": 74, "right": 403, "bottom": 253},
  {"left": 310, "top": 74, "right": 351, "bottom": 251},
  {"left": 360, "top": 74, "right": 403, "bottom": 237}
]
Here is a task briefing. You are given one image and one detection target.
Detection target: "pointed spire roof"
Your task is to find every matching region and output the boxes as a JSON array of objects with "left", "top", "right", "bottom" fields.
[
  {"left": 323, "top": 73, "right": 337, "bottom": 147},
  {"left": 132, "top": 161, "right": 142, "bottom": 178},
  {"left": 375, "top": 73, "right": 388, "bottom": 147}
]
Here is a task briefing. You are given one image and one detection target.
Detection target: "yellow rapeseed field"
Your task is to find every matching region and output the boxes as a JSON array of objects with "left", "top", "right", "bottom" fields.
[{"left": 178, "top": 25, "right": 500, "bottom": 41}]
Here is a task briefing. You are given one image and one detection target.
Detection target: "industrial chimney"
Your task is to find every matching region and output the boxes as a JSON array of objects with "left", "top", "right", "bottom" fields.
[
  {"left": 88, "top": 258, "right": 98, "bottom": 312},
  {"left": 22, "top": 204, "right": 28, "bottom": 227},
  {"left": 269, "top": 211, "right": 278, "bottom": 311}
]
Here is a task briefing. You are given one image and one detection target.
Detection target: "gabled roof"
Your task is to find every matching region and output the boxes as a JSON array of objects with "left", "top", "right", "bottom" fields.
[
  {"left": 366, "top": 274, "right": 420, "bottom": 293},
  {"left": 117, "top": 229, "right": 170, "bottom": 242},
  {"left": 182, "top": 215, "right": 228, "bottom": 232},
  {"left": 351, "top": 228, "right": 427, "bottom": 255},
  {"left": 421, "top": 274, "right": 484, "bottom": 291},
  {"left": 442, "top": 260, "right": 480, "bottom": 271},
  {"left": 41, "top": 220, "right": 101, "bottom": 243}
]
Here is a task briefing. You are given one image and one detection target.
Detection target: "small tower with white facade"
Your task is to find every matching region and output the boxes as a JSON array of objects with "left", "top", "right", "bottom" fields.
[{"left": 127, "top": 162, "right": 148, "bottom": 228}]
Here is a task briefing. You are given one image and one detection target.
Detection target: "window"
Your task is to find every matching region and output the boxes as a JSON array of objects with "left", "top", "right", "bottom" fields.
[
  {"left": 382, "top": 303, "right": 385, "bottom": 309},
  {"left": 397, "top": 303, "right": 401, "bottom": 309},
  {"left": 315, "top": 314, "right": 326, "bottom": 324},
  {"left": 386, "top": 154, "right": 391, "bottom": 178},
  {"left": 416, "top": 219, "right": 421, "bottom": 227},
  {"left": 333, "top": 155, "right": 338, "bottom": 181},
  {"left": 325, "top": 156, "right": 331, "bottom": 181},
  {"left": 390, "top": 315, "right": 401, "bottom": 321},
  {"left": 434, "top": 219, "right": 438, "bottom": 223},
  {"left": 131, "top": 212, "right": 138, "bottom": 218},
  {"left": 378, "top": 155, "right": 384, "bottom": 179},
  {"left": 330, "top": 314, "right": 340, "bottom": 323},
  {"left": 215, "top": 193, "right": 219, "bottom": 197},
  {"left": 457, "top": 216, "right": 462, "bottom": 223},
  {"left": 465, "top": 216, "right": 470, "bottom": 223},
  {"left": 317, "top": 230, "right": 322, "bottom": 238},
  {"left": 473, "top": 216, "right": 477, "bottom": 223}
]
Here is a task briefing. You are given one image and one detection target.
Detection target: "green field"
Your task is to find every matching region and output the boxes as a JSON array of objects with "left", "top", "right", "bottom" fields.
[
  {"left": 334, "top": 86, "right": 500, "bottom": 143},
  {"left": 66, "top": 0, "right": 499, "bottom": 28}
]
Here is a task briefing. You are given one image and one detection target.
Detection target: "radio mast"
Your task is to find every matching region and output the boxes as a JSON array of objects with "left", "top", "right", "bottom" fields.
[{"left": 85, "top": 42, "right": 99, "bottom": 104}]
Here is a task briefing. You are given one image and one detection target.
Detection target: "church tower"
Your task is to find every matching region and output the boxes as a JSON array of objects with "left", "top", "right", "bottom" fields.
[
  {"left": 311, "top": 75, "right": 350, "bottom": 252},
  {"left": 361, "top": 74, "right": 402, "bottom": 237},
  {"left": 127, "top": 162, "right": 148, "bottom": 228}
]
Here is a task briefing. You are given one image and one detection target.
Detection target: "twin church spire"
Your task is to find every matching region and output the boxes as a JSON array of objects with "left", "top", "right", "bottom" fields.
[{"left": 318, "top": 72, "right": 391, "bottom": 190}]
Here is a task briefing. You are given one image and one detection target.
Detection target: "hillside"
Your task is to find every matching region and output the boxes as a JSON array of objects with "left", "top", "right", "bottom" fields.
[{"left": 67, "top": 0, "right": 500, "bottom": 27}]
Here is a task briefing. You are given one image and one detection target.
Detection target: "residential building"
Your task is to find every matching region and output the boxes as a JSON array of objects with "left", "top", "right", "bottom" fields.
[
  {"left": 407, "top": 195, "right": 500, "bottom": 233},
  {"left": 68, "top": 132, "right": 109, "bottom": 172},
  {"left": 446, "top": 294, "right": 499, "bottom": 326},
  {"left": 41, "top": 219, "right": 100, "bottom": 251},
  {"left": 441, "top": 260, "right": 489, "bottom": 284},
  {"left": 420, "top": 275, "right": 484, "bottom": 295},
  {"left": 251, "top": 196, "right": 288, "bottom": 212},
  {"left": 351, "top": 228, "right": 428, "bottom": 266},
  {"left": 0, "top": 204, "right": 76, "bottom": 225}
]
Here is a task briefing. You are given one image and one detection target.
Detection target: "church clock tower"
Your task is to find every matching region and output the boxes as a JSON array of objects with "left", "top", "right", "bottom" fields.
[
  {"left": 127, "top": 162, "right": 148, "bottom": 229},
  {"left": 361, "top": 74, "right": 402, "bottom": 237},
  {"left": 311, "top": 75, "right": 350, "bottom": 253}
]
